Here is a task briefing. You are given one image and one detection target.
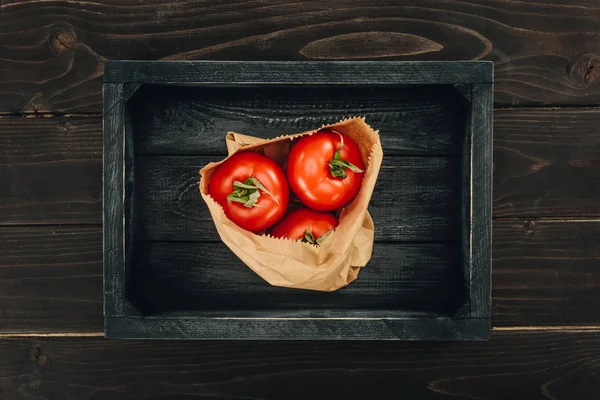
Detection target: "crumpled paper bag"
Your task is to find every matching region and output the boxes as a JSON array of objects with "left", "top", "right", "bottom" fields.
[{"left": 199, "top": 117, "right": 383, "bottom": 291}]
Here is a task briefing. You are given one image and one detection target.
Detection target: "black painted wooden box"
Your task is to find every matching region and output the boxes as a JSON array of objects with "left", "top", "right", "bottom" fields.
[{"left": 103, "top": 61, "right": 493, "bottom": 340}]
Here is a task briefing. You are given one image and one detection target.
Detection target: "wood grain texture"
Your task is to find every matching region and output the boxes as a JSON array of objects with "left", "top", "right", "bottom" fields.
[
  {"left": 494, "top": 109, "right": 600, "bottom": 217},
  {"left": 104, "top": 60, "right": 493, "bottom": 84},
  {"left": 469, "top": 84, "right": 493, "bottom": 318},
  {"left": 134, "top": 155, "right": 461, "bottom": 242},
  {"left": 1, "top": 0, "right": 600, "bottom": 111},
  {"left": 103, "top": 83, "right": 134, "bottom": 318},
  {"left": 129, "top": 241, "right": 464, "bottom": 315},
  {"left": 0, "top": 116, "right": 102, "bottom": 224},
  {"left": 130, "top": 84, "right": 468, "bottom": 156},
  {"left": 0, "top": 333, "right": 599, "bottom": 398},
  {"left": 301, "top": 32, "right": 444, "bottom": 59},
  {"left": 105, "top": 316, "right": 489, "bottom": 340},
  {"left": 0, "top": 226, "right": 103, "bottom": 334},
  {"left": 492, "top": 219, "right": 600, "bottom": 327},
  {"left": 2, "top": 219, "right": 599, "bottom": 333}
]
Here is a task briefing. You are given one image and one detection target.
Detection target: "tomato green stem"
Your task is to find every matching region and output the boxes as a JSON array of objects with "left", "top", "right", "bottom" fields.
[
  {"left": 301, "top": 229, "right": 333, "bottom": 246},
  {"left": 327, "top": 132, "right": 364, "bottom": 179},
  {"left": 227, "top": 176, "right": 278, "bottom": 208}
]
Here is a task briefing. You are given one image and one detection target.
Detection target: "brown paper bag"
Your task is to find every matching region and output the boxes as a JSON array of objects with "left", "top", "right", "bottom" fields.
[{"left": 199, "top": 117, "right": 383, "bottom": 291}]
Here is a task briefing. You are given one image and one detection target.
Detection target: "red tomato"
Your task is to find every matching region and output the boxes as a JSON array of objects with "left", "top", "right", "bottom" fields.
[
  {"left": 286, "top": 130, "right": 365, "bottom": 211},
  {"left": 270, "top": 208, "right": 338, "bottom": 245},
  {"left": 208, "top": 151, "right": 289, "bottom": 232}
]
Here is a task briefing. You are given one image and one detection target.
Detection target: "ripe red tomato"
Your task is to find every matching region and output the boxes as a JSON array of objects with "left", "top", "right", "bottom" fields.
[
  {"left": 286, "top": 130, "right": 365, "bottom": 211},
  {"left": 207, "top": 151, "right": 289, "bottom": 233},
  {"left": 270, "top": 208, "right": 338, "bottom": 245}
]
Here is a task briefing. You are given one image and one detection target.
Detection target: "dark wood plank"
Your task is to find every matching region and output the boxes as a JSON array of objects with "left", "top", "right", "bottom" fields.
[
  {"left": 1, "top": 333, "right": 599, "bottom": 398},
  {"left": 134, "top": 155, "right": 462, "bottom": 242},
  {"left": 469, "top": 84, "right": 493, "bottom": 318},
  {"left": 103, "top": 83, "right": 130, "bottom": 318},
  {"left": 105, "top": 316, "right": 489, "bottom": 340},
  {"left": 0, "top": 226, "right": 103, "bottom": 334},
  {"left": 2, "top": 220, "right": 599, "bottom": 333},
  {"left": 106, "top": 60, "right": 493, "bottom": 84},
  {"left": 0, "top": 116, "right": 102, "bottom": 225},
  {"left": 494, "top": 109, "right": 600, "bottom": 217},
  {"left": 129, "top": 242, "right": 464, "bottom": 316},
  {"left": 492, "top": 219, "right": 600, "bottom": 327},
  {"left": 130, "top": 84, "right": 468, "bottom": 156},
  {"left": 2, "top": 0, "right": 600, "bottom": 112}
]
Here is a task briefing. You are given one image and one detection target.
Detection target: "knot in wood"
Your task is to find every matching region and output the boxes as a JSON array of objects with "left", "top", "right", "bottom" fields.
[
  {"left": 30, "top": 345, "right": 49, "bottom": 366},
  {"left": 523, "top": 220, "right": 537, "bottom": 235},
  {"left": 58, "top": 122, "right": 72, "bottom": 133},
  {"left": 50, "top": 28, "right": 77, "bottom": 53},
  {"left": 568, "top": 54, "right": 599, "bottom": 88}
]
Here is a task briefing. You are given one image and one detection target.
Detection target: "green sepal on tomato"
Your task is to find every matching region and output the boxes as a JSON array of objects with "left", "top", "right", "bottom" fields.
[
  {"left": 270, "top": 208, "right": 339, "bottom": 245},
  {"left": 286, "top": 130, "right": 365, "bottom": 212},
  {"left": 207, "top": 151, "right": 289, "bottom": 233}
]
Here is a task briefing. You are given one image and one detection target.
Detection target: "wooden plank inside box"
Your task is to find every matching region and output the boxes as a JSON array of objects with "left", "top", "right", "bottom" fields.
[{"left": 103, "top": 61, "right": 493, "bottom": 340}]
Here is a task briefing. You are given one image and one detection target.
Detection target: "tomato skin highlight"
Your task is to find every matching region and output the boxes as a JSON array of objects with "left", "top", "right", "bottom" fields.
[
  {"left": 270, "top": 208, "right": 339, "bottom": 241},
  {"left": 286, "top": 131, "right": 365, "bottom": 211},
  {"left": 207, "top": 151, "right": 289, "bottom": 233}
]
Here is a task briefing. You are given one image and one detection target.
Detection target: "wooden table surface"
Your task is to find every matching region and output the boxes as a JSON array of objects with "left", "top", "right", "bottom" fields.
[{"left": 1, "top": 1, "right": 599, "bottom": 398}]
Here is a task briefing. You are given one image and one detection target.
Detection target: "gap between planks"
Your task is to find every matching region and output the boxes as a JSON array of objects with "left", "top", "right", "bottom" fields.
[
  {"left": 492, "top": 217, "right": 600, "bottom": 223},
  {"left": 493, "top": 105, "right": 600, "bottom": 111},
  {"left": 1, "top": 326, "right": 599, "bottom": 338}
]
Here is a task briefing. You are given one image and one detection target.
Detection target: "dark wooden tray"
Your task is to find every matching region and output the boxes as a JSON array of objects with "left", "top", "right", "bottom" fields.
[{"left": 103, "top": 61, "right": 493, "bottom": 340}]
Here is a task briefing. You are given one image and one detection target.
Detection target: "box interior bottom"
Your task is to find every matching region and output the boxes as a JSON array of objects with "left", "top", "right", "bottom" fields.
[{"left": 124, "top": 83, "right": 471, "bottom": 318}]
